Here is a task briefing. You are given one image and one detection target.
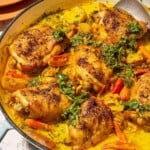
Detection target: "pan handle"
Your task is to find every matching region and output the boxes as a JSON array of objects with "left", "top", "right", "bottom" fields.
[{"left": 0, "top": 118, "right": 13, "bottom": 141}]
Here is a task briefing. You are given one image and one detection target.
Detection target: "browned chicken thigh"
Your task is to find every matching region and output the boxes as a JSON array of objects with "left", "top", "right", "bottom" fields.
[
  {"left": 68, "top": 96, "right": 114, "bottom": 149},
  {"left": 90, "top": 3, "right": 147, "bottom": 43},
  {"left": 63, "top": 45, "right": 112, "bottom": 94},
  {"left": 9, "top": 25, "right": 69, "bottom": 74},
  {"left": 10, "top": 79, "right": 70, "bottom": 122}
]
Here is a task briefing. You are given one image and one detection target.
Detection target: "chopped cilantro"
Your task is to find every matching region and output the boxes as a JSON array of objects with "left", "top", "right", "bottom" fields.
[
  {"left": 57, "top": 73, "right": 89, "bottom": 125},
  {"left": 53, "top": 29, "right": 65, "bottom": 42},
  {"left": 70, "top": 34, "right": 83, "bottom": 47},
  {"left": 124, "top": 99, "right": 139, "bottom": 110},
  {"left": 102, "top": 43, "right": 125, "bottom": 69},
  {"left": 57, "top": 73, "right": 75, "bottom": 99},
  {"left": 28, "top": 76, "right": 42, "bottom": 87},
  {"left": 128, "top": 38, "right": 137, "bottom": 51},
  {"left": 127, "top": 21, "right": 142, "bottom": 35},
  {"left": 62, "top": 92, "right": 89, "bottom": 126},
  {"left": 70, "top": 33, "right": 101, "bottom": 47},
  {"left": 124, "top": 99, "right": 150, "bottom": 113},
  {"left": 91, "top": 41, "right": 101, "bottom": 47},
  {"left": 116, "top": 36, "right": 137, "bottom": 51},
  {"left": 84, "top": 33, "right": 101, "bottom": 47},
  {"left": 101, "top": 36, "right": 137, "bottom": 87}
]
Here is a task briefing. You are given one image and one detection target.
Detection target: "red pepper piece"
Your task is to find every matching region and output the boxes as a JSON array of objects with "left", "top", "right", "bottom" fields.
[{"left": 112, "top": 78, "right": 124, "bottom": 94}]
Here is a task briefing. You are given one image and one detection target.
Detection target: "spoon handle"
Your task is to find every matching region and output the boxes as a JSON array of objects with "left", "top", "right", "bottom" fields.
[{"left": 115, "top": 0, "right": 150, "bottom": 29}]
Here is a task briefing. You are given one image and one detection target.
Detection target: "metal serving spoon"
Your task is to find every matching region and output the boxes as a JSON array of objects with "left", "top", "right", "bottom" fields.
[{"left": 115, "top": 0, "right": 150, "bottom": 29}]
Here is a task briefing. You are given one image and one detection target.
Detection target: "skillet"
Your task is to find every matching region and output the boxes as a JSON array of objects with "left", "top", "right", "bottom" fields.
[{"left": 0, "top": 0, "right": 150, "bottom": 149}]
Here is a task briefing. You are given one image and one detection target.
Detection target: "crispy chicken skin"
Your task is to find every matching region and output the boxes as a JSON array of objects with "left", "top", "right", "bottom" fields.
[
  {"left": 10, "top": 80, "right": 70, "bottom": 122},
  {"left": 68, "top": 97, "right": 114, "bottom": 149},
  {"left": 63, "top": 45, "right": 112, "bottom": 94},
  {"left": 90, "top": 3, "right": 147, "bottom": 43},
  {"left": 9, "top": 25, "right": 69, "bottom": 74}
]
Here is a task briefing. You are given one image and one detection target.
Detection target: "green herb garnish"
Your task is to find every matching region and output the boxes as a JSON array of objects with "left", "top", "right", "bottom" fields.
[
  {"left": 124, "top": 99, "right": 150, "bottom": 113},
  {"left": 62, "top": 92, "right": 89, "bottom": 126},
  {"left": 57, "top": 73, "right": 89, "bottom": 125},
  {"left": 84, "top": 33, "right": 101, "bottom": 47},
  {"left": 53, "top": 29, "right": 65, "bottom": 42},
  {"left": 57, "top": 73, "right": 75, "bottom": 99},
  {"left": 101, "top": 36, "right": 137, "bottom": 87},
  {"left": 28, "top": 76, "right": 42, "bottom": 87},
  {"left": 70, "top": 34, "right": 83, "bottom": 47},
  {"left": 102, "top": 43, "right": 125, "bottom": 70},
  {"left": 70, "top": 33, "right": 101, "bottom": 47},
  {"left": 127, "top": 21, "right": 142, "bottom": 35},
  {"left": 102, "top": 36, "right": 137, "bottom": 69}
]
